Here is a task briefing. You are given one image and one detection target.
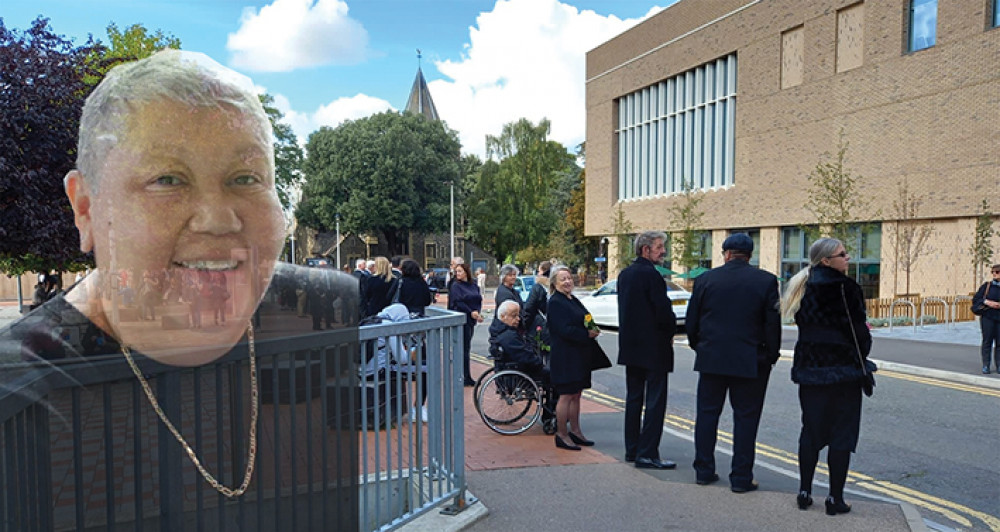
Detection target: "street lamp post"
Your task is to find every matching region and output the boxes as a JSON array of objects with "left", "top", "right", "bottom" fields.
[
  {"left": 449, "top": 180, "right": 455, "bottom": 261},
  {"left": 335, "top": 213, "right": 341, "bottom": 270}
]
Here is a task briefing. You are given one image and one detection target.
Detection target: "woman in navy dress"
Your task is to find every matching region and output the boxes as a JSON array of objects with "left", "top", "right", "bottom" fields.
[{"left": 547, "top": 265, "right": 605, "bottom": 451}]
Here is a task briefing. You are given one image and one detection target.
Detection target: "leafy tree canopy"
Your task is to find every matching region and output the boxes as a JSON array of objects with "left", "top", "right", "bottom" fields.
[
  {"left": 1, "top": 18, "right": 181, "bottom": 277},
  {"left": 465, "top": 118, "right": 578, "bottom": 263},
  {"left": 0, "top": 18, "right": 103, "bottom": 275},
  {"left": 83, "top": 22, "right": 179, "bottom": 85},
  {"left": 297, "top": 111, "right": 461, "bottom": 255},
  {"left": 259, "top": 93, "right": 304, "bottom": 212}
]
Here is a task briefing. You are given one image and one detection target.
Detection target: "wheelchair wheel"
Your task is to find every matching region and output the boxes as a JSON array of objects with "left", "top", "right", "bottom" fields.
[
  {"left": 472, "top": 366, "right": 497, "bottom": 415},
  {"left": 542, "top": 417, "right": 557, "bottom": 435},
  {"left": 477, "top": 370, "right": 541, "bottom": 435}
]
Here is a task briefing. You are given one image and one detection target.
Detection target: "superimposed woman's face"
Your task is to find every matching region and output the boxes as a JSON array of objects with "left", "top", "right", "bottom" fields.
[
  {"left": 502, "top": 272, "right": 516, "bottom": 287},
  {"left": 67, "top": 100, "right": 284, "bottom": 366},
  {"left": 455, "top": 267, "right": 467, "bottom": 281}
]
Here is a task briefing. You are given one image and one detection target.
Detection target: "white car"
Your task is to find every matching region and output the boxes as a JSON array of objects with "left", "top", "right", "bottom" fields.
[{"left": 578, "top": 279, "right": 691, "bottom": 328}]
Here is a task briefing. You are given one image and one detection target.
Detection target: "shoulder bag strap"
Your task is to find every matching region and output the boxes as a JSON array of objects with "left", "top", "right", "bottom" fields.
[{"left": 840, "top": 284, "right": 867, "bottom": 373}]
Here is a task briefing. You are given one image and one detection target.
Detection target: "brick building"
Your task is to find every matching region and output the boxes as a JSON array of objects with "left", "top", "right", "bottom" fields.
[{"left": 585, "top": 0, "right": 999, "bottom": 298}]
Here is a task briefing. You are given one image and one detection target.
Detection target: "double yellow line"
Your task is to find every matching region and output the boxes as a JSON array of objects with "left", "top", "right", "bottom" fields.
[{"left": 581, "top": 387, "right": 999, "bottom": 531}]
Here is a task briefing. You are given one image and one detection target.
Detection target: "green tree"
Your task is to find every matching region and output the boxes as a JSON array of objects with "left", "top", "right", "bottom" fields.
[
  {"left": 668, "top": 179, "right": 706, "bottom": 270},
  {"left": 298, "top": 111, "right": 461, "bottom": 255},
  {"left": 259, "top": 94, "right": 304, "bottom": 212},
  {"left": 889, "top": 179, "right": 933, "bottom": 295},
  {"left": 611, "top": 203, "right": 635, "bottom": 276},
  {"left": 803, "top": 131, "right": 876, "bottom": 253},
  {"left": 84, "top": 22, "right": 180, "bottom": 85},
  {"left": 466, "top": 118, "right": 577, "bottom": 262},
  {"left": 0, "top": 18, "right": 103, "bottom": 276},
  {"left": 970, "top": 199, "right": 998, "bottom": 286},
  {"left": 456, "top": 153, "right": 482, "bottom": 227}
]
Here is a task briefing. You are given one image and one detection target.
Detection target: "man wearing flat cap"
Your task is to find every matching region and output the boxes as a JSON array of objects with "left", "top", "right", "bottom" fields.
[{"left": 686, "top": 233, "right": 781, "bottom": 492}]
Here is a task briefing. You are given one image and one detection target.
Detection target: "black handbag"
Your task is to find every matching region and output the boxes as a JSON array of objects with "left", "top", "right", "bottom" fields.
[
  {"left": 841, "top": 285, "right": 875, "bottom": 397},
  {"left": 972, "top": 283, "right": 991, "bottom": 316}
]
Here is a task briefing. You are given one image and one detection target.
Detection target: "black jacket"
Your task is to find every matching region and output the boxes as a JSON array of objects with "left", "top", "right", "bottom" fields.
[
  {"left": 687, "top": 259, "right": 781, "bottom": 378},
  {"left": 972, "top": 281, "right": 1000, "bottom": 321},
  {"left": 365, "top": 275, "right": 397, "bottom": 318},
  {"left": 488, "top": 319, "right": 543, "bottom": 369},
  {"left": 791, "top": 265, "right": 873, "bottom": 386},
  {"left": 494, "top": 284, "right": 519, "bottom": 314},
  {"left": 548, "top": 291, "right": 605, "bottom": 386},
  {"left": 616, "top": 257, "right": 676, "bottom": 372},
  {"left": 522, "top": 280, "right": 548, "bottom": 333},
  {"left": 398, "top": 276, "right": 432, "bottom": 316}
]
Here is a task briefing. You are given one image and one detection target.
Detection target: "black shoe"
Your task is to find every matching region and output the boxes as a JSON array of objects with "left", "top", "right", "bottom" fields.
[
  {"left": 464, "top": 379, "right": 476, "bottom": 387},
  {"left": 568, "top": 432, "right": 594, "bottom": 446},
  {"left": 635, "top": 457, "right": 677, "bottom": 470},
  {"left": 731, "top": 480, "right": 759, "bottom": 493},
  {"left": 983, "top": 366, "right": 991, "bottom": 375},
  {"left": 825, "top": 496, "right": 851, "bottom": 515},
  {"left": 624, "top": 455, "right": 636, "bottom": 463},
  {"left": 797, "top": 491, "right": 813, "bottom": 510},
  {"left": 696, "top": 473, "right": 720, "bottom": 486},
  {"left": 555, "top": 435, "right": 581, "bottom": 451}
]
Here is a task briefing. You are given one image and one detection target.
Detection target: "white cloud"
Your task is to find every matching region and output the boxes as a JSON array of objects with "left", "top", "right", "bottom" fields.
[
  {"left": 227, "top": 0, "right": 371, "bottom": 72},
  {"left": 271, "top": 92, "right": 394, "bottom": 145},
  {"left": 430, "top": 0, "right": 663, "bottom": 158}
]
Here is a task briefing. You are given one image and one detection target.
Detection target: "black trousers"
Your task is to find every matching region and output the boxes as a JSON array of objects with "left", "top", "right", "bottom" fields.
[
  {"left": 693, "top": 366, "right": 771, "bottom": 486},
  {"left": 624, "top": 366, "right": 669, "bottom": 460}
]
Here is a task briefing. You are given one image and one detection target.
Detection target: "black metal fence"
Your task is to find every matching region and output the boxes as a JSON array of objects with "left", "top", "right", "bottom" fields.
[{"left": 1, "top": 307, "right": 467, "bottom": 531}]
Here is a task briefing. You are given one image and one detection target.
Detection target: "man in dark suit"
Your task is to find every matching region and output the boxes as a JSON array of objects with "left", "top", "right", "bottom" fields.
[
  {"left": 686, "top": 233, "right": 781, "bottom": 492},
  {"left": 617, "top": 231, "right": 677, "bottom": 469}
]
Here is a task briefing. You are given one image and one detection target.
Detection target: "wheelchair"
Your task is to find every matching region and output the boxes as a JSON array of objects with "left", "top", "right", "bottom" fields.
[{"left": 474, "top": 347, "right": 558, "bottom": 436}]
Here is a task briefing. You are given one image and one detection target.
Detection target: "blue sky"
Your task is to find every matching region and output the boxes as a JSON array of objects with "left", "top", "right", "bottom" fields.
[{"left": 3, "top": 0, "right": 672, "bottom": 157}]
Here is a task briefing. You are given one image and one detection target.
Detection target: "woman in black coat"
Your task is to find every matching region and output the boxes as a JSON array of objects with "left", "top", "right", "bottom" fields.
[
  {"left": 448, "top": 263, "right": 483, "bottom": 386},
  {"left": 493, "top": 263, "right": 520, "bottom": 319},
  {"left": 398, "top": 259, "right": 432, "bottom": 317},
  {"left": 522, "top": 261, "right": 550, "bottom": 343},
  {"left": 781, "top": 237, "right": 874, "bottom": 516},
  {"left": 364, "top": 256, "right": 396, "bottom": 318},
  {"left": 547, "top": 265, "right": 606, "bottom": 451},
  {"left": 971, "top": 265, "right": 1000, "bottom": 374}
]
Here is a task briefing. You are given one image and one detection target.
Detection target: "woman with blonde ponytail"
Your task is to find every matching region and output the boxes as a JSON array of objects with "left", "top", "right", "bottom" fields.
[{"left": 781, "top": 237, "right": 874, "bottom": 516}]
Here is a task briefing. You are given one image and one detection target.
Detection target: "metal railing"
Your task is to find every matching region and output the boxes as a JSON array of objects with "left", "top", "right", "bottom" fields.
[{"left": 0, "top": 306, "right": 466, "bottom": 532}]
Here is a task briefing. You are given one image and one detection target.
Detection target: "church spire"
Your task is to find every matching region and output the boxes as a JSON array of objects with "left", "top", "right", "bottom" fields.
[{"left": 405, "top": 49, "right": 440, "bottom": 121}]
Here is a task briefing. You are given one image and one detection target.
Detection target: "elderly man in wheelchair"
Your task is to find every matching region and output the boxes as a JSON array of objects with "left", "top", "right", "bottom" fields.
[{"left": 476, "top": 300, "right": 557, "bottom": 435}]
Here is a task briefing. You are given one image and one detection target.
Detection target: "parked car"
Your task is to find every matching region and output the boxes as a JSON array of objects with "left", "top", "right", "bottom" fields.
[
  {"left": 512, "top": 275, "right": 536, "bottom": 302},
  {"left": 425, "top": 268, "right": 450, "bottom": 293},
  {"left": 577, "top": 279, "right": 691, "bottom": 328}
]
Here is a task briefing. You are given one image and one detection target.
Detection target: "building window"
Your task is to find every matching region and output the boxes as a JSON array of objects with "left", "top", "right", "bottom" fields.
[
  {"left": 836, "top": 3, "right": 864, "bottom": 73},
  {"left": 780, "top": 225, "right": 881, "bottom": 298},
  {"left": 781, "top": 26, "right": 804, "bottom": 88},
  {"left": 729, "top": 229, "right": 761, "bottom": 267},
  {"left": 908, "top": 0, "right": 937, "bottom": 52},
  {"left": 615, "top": 53, "right": 737, "bottom": 201},
  {"left": 994, "top": 0, "right": 1000, "bottom": 28},
  {"left": 425, "top": 243, "right": 437, "bottom": 269}
]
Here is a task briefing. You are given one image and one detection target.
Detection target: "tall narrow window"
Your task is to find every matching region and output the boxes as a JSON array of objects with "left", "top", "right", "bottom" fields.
[
  {"left": 836, "top": 3, "right": 864, "bottom": 72},
  {"left": 615, "top": 53, "right": 737, "bottom": 200},
  {"left": 781, "top": 26, "right": 804, "bottom": 89},
  {"left": 908, "top": 0, "right": 937, "bottom": 52},
  {"left": 994, "top": 0, "right": 999, "bottom": 28}
]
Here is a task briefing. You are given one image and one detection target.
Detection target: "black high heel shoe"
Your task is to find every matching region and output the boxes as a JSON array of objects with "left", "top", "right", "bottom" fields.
[
  {"left": 568, "top": 432, "right": 595, "bottom": 446},
  {"left": 825, "top": 496, "right": 851, "bottom": 515},
  {"left": 796, "top": 491, "right": 813, "bottom": 510},
  {"left": 554, "top": 435, "right": 581, "bottom": 451}
]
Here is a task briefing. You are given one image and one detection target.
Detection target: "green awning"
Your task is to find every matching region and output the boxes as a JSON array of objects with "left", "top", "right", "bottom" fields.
[
  {"left": 655, "top": 265, "right": 678, "bottom": 277},
  {"left": 675, "top": 266, "right": 710, "bottom": 279}
]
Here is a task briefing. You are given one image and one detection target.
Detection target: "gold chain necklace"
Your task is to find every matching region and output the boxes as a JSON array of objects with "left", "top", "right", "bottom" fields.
[{"left": 121, "top": 321, "right": 259, "bottom": 498}]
